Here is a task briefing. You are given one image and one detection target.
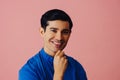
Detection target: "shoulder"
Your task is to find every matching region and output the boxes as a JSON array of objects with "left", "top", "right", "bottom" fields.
[
  {"left": 27, "top": 52, "right": 40, "bottom": 66},
  {"left": 67, "top": 56, "right": 87, "bottom": 74},
  {"left": 67, "top": 56, "right": 83, "bottom": 67},
  {"left": 67, "top": 56, "right": 88, "bottom": 79},
  {"left": 19, "top": 52, "right": 41, "bottom": 80},
  {"left": 67, "top": 55, "right": 85, "bottom": 70},
  {"left": 19, "top": 52, "right": 40, "bottom": 73}
]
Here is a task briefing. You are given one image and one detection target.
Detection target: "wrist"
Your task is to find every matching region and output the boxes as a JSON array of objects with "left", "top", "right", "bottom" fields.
[{"left": 53, "top": 72, "right": 63, "bottom": 80}]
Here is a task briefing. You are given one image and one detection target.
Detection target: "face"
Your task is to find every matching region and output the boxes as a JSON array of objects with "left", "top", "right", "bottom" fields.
[{"left": 40, "top": 20, "right": 71, "bottom": 56}]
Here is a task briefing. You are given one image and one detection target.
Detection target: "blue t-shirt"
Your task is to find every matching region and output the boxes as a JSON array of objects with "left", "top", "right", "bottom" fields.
[{"left": 19, "top": 48, "right": 87, "bottom": 80}]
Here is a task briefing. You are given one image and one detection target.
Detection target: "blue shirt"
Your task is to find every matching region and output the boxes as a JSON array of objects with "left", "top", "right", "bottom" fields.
[{"left": 19, "top": 48, "right": 87, "bottom": 80}]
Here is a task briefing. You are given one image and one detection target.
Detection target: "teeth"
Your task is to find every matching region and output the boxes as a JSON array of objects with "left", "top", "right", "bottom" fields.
[
  {"left": 51, "top": 41, "right": 61, "bottom": 45},
  {"left": 53, "top": 41, "right": 61, "bottom": 45}
]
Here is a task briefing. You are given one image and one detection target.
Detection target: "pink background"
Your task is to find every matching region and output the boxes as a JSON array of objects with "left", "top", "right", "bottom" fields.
[{"left": 1, "top": 0, "right": 120, "bottom": 80}]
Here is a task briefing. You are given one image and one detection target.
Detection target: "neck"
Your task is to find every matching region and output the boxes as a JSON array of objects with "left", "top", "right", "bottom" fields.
[{"left": 43, "top": 47, "right": 56, "bottom": 57}]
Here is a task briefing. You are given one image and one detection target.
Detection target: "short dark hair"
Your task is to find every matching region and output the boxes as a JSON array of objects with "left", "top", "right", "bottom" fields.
[{"left": 40, "top": 9, "right": 73, "bottom": 30}]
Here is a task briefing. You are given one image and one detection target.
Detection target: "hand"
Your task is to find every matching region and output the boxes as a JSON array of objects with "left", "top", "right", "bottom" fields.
[{"left": 53, "top": 50, "right": 68, "bottom": 80}]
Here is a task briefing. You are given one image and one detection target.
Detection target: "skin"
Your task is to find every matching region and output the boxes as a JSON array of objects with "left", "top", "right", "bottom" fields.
[{"left": 40, "top": 20, "right": 71, "bottom": 80}]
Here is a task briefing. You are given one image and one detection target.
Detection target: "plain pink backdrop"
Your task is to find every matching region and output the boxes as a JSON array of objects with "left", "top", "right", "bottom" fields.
[{"left": 1, "top": 0, "right": 120, "bottom": 80}]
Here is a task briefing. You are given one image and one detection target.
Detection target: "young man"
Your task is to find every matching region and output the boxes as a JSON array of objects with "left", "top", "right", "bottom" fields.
[{"left": 19, "top": 9, "right": 87, "bottom": 80}]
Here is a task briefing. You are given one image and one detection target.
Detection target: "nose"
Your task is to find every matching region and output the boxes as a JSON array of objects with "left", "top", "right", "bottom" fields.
[{"left": 55, "top": 32, "right": 62, "bottom": 40}]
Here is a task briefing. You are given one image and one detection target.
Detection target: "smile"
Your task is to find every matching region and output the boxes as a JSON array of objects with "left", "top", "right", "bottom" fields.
[{"left": 51, "top": 40, "right": 63, "bottom": 48}]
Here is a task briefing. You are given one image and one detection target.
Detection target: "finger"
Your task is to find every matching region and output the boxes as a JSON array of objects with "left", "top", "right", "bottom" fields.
[
  {"left": 61, "top": 56, "right": 67, "bottom": 60},
  {"left": 54, "top": 50, "right": 61, "bottom": 57},
  {"left": 63, "top": 55, "right": 67, "bottom": 59},
  {"left": 59, "top": 51, "right": 64, "bottom": 57}
]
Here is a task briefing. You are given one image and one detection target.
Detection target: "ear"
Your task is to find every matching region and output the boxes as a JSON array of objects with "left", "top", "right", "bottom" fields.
[{"left": 39, "top": 27, "right": 45, "bottom": 37}]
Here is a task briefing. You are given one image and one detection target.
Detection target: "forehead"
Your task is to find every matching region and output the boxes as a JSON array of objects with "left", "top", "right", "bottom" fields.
[{"left": 47, "top": 20, "right": 70, "bottom": 29}]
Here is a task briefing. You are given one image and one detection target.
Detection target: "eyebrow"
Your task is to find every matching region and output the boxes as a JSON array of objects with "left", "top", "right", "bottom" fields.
[
  {"left": 49, "top": 27, "right": 70, "bottom": 30},
  {"left": 49, "top": 27, "right": 58, "bottom": 30},
  {"left": 49, "top": 27, "right": 71, "bottom": 33}
]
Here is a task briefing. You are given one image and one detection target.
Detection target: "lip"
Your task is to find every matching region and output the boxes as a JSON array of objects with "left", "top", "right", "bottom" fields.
[{"left": 51, "top": 40, "right": 63, "bottom": 48}]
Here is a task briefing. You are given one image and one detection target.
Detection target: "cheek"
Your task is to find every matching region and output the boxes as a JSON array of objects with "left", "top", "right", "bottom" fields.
[
  {"left": 44, "top": 33, "right": 54, "bottom": 41},
  {"left": 64, "top": 35, "right": 70, "bottom": 41}
]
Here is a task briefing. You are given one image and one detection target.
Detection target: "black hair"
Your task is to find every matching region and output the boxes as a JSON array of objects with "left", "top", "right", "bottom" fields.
[{"left": 40, "top": 9, "right": 73, "bottom": 30}]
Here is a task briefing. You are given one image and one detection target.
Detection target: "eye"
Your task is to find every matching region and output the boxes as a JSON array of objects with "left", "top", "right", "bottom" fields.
[
  {"left": 62, "top": 30, "right": 70, "bottom": 35},
  {"left": 51, "top": 29, "right": 57, "bottom": 33}
]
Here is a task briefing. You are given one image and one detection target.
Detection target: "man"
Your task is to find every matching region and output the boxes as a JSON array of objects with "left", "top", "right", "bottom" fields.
[{"left": 19, "top": 9, "right": 87, "bottom": 80}]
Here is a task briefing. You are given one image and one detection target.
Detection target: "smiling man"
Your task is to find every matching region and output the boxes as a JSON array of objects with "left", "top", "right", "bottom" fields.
[{"left": 19, "top": 9, "right": 87, "bottom": 80}]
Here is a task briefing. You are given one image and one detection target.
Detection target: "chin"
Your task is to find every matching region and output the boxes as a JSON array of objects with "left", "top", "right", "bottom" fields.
[
  {"left": 52, "top": 48, "right": 60, "bottom": 53},
  {"left": 55, "top": 48, "right": 64, "bottom": 52},
  {"left": 53, "top": 49, "right": 59, "bottom": 53}
]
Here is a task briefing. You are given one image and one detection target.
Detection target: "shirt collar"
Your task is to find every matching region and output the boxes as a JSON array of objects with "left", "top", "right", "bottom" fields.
[{"left": 40, "top": 48, "right": 54, "bottom": 62}]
